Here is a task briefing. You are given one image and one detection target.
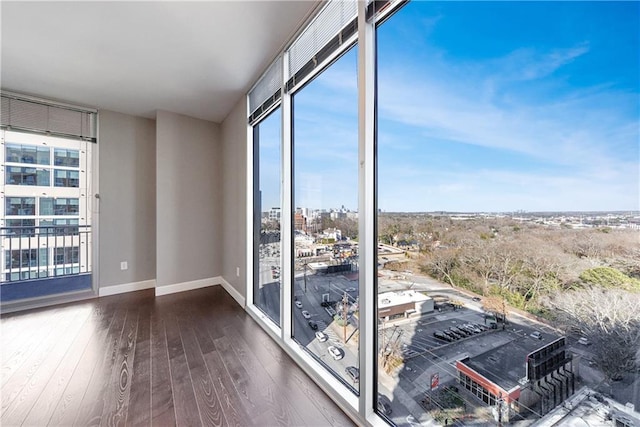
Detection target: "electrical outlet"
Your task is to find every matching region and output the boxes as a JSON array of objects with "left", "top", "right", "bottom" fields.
[
  {"left": 120, "top": 261, "right": 128, "bottom": 270},
  {"left": 236, "top": 267, "right": 240, "bottom": 277}
]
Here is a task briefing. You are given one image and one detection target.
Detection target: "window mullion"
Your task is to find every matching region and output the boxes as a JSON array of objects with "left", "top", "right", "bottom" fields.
[
  {"left": 245, "top": 99, "right": 255, "bottom": 309},
  {"left": 281, "top": 52, "right": 293, "bottom": 341},
  {"left": 357, "top": 0, "right": 378, "bottom": 421}
]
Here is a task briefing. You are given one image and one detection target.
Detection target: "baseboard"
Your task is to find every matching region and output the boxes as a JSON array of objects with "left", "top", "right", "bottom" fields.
[
  {"left": 155, "top": 277, "right": 219, "bottom": 297},
  {"left": 98, "top": 279, "right": 156, "bottom": 297},
  {"left": 96, "top": 276, "right": 245, "bottom": 308},
  {"left": 218, "top": 277, "right": 246, "bottom": 308}
]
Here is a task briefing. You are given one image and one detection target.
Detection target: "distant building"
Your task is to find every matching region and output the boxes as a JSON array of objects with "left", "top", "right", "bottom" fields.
[
  {"left": 322, "top": 227, "right": 341, "bottom": 241},
  {"left": 378, "top": 290, "right": 434, "bottom": 321},
  {"left": 2, "top": 133, "right": 92, "bottom": 282},
  {"left": 268, "top": 207, "right": 281, "bottom": 222},
  {"left": 533, "top": 386, "right": 639, "bottom": 427},
  {"left": 294, "top": 211, "right": 307, "bottom": 232},
  {"left": 456, "top": 336, "right": 575, "bottom": 422}
]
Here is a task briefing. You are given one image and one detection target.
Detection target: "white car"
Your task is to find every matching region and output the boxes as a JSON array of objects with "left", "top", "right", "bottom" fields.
[
  {"left": 328, "top": 345, "right": 344, "bottom": 360},
  {"left": 315, "top": 331, "right": 328, "bottom": 342},
  {"left": 301, "top": 310, "right": 311, "bottom": 319},
  {"left": 578, "top": 337, "right": 590, "bottom": 345},
  {"left": 295, "top": 301, "right": 303, "bottom": 309}
]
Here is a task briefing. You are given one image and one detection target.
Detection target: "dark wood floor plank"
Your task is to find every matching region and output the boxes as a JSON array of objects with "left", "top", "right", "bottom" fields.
[
  {"left": 164, "top": 313, "right": 201, "bottom": 427},
  {"left": 177, "top": 315, "right": 225, "bottom": 427},
  {"left": 98, "top": 307, "right": 139, "bottom": 427},
  {"left": 190, "top": 308, "right": 253, "bottom": 427},
  {"left": 226, "top": 315, "right": 355, "bottom": 426},
  {"left": 149, "top": 315, "right": 176, "bottom": 426},
  {"left": 1, "top": 307, "right": 90, "bottom": 425},
  {"left": 0, "top": 305, "right": 65, "bottom": 349},
  {"left": 1, "top": 308, "right": 67, "bottom": 387},
  {"left": 212, "top": 334, "right": 294, "bottom": 426},
  {"left": 220, "top": 324, "right": 326, "bottom": 427},
  {"left": 20, "top": 304, "right": 113, "bottom": 426},
  {"left": 47, "top": 306, "right": 122, "bottom": 426},
  {"left": 0, "top": 287, "right": 351, "bottom": 427},
  {"left": 125, "top": 304, "right": 152, "bottom": 426},
  {"left": 72, "top": 307, "right": 129, "bottom": 426}
]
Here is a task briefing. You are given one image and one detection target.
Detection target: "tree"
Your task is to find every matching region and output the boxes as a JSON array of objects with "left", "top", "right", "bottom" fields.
[
  {"left": 517, "top": 246, "right": 565, "bottom": 309},
  {"left": 482, "top": 296, "right": 506, "bottom": 322},
  {"left": 544, "top": 288, "right": 640, "bottom": 380},
  {"left": 423, "top": 247, "right": 460, "bottom": 287},
  {"left": 579, "top": 266, "right": 640, "bottom": 291}
]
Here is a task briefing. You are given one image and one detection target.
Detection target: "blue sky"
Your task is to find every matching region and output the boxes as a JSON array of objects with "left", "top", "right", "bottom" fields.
[{"left": 261, "top": 1, "right": 639, "bottom": 213}]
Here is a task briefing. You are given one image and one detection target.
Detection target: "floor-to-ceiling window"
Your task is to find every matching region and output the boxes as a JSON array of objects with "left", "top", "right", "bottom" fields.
[
  {"left": 248, "top": 0, "right": 639, "bottom": 424},
  {"left": 375, "top": 1, "right": 639, "bottom": 424},
  {"left": 253, "top": 107, "right": 282, "bottom": 326},
  {"left": 292, "top": 45, "right": 360, "bottom": 390}
]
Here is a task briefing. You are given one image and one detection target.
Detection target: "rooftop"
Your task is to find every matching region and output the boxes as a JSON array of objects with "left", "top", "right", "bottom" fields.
[
  {"left": 379, "top": 290, "right": 431, "bottom": 308},
  {"left": 463, "top": 330, "right": 560, "bottom": 391}
]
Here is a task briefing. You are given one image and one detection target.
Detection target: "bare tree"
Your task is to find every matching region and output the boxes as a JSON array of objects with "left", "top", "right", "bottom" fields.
[
  {"left": 423, "top": 247, "right": 460, "bottom": 287},
  {"left": 544, "top": 288, "right": 640, "bottom": 380},
  {"left": 482, "top": 296, "right": 506, "bottom": 322}
]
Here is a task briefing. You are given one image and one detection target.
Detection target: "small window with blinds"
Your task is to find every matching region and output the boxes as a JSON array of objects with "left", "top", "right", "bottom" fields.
[
  {"left": 248, "top": 57, "right": 283, "bottom": 125},
  {"left": 1, "top": 92, "right": 97, "bottom": 142},
  {"left": 286, "top": 0, "right": 357, "bottom": 92}
]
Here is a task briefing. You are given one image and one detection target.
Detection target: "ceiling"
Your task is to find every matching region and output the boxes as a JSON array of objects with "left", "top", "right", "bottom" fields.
[{"left": 1, "top": 1, "right": 319, "bottom": 123}]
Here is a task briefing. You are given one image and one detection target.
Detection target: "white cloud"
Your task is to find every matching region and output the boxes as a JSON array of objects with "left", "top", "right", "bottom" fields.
[{"left": 374, "top": 41, "right": 638, "bottom": 212}]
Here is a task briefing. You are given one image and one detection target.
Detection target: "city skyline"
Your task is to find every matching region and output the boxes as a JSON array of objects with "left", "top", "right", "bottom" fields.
[{"left": 260, "top": 1, "right": 639, "bottom": 213}]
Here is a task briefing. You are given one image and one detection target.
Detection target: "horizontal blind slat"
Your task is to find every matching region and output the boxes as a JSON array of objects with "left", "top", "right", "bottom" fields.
[
  {"left": 248, "top": 56, "right": 283, "bottom": 122},
  {"left": 0, "top": 93, "right": 97, "bottom": 142},
  {"left": 288, "top": 0, "right": 357, "bottom": 79}
]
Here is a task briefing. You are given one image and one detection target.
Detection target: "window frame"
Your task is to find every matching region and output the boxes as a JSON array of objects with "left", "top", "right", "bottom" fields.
[
  {"left": 245, "top": 1, "right": 408, "bottom": 425},
  {"left": 251, "top": 105, "right": 284, "bottom": 329}
]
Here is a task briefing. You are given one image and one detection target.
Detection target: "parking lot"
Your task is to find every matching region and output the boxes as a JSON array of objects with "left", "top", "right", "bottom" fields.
[{"left": 375, "top": 275, "right": 568, "bottom": 426}]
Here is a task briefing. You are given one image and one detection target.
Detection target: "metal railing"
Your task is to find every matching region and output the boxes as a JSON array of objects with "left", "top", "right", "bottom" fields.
[{"left": 1, "top": 225, "right": 91, "bottom": 283}]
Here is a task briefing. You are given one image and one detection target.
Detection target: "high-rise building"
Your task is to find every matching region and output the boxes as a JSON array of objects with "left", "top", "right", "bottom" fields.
[{"left": 2, "top": 130, "right": 92, "bottom": 284}]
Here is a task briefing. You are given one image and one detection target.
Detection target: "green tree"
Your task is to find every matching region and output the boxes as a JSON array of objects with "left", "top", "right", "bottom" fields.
[{"left": 579, "top": 267, "right": 640, "bottom": 291}]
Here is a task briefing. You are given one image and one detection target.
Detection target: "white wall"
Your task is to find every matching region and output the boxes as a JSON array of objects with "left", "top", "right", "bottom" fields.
[
  {"left": 98, "top": 110, "right": 156, "bottom": 289},
  {"left": 220, "top": 96, "right": 248, "bottom": 299},
  {"left": 156, "top": 110, "right": 222, "bottom": 288}
]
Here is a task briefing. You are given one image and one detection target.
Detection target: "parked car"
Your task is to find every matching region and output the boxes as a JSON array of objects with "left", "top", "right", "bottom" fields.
[
  {"left": 448, "top": 328, "right": 465, "bottom": 339},
  {"left": 308, "top": 320, "right": 318, "bottom": 330},
  {"left": 434, "top": 331, "right": 452, "bottom": 342},
  {"left": 301, "top": 310, "right": 311, "bottom": 319},
  {"left": 452, "top": 326, "right": 471, "bottom": 336},
  {"left": 345, "top": 366, "right": 359, "bottom": 382},
  {"left": 578, "top": 337, "right": 591, "bottom": 345},
  {"left": 472, "top": 297, "right": 481, "bottom": 301},
  {"left": 443, "top": 331, "right": 459, "bottom": 340},
  {"left": 462, "top": 324, "right": 481, "bottom": 334},
  {"left": 328, "top": 346, "right": 344, "bottom": 360},
  {"left": 315, "top": 331, "right": 328, "bottom": 342},
  {"left": 295, "top": 301, "right": 303, "bottom": 309},
  {"left": 530, "top": 331, "right": 542, "bottom": 339},
  {"left": 321, "top": 300, "right": 337, "bottom": 308}
]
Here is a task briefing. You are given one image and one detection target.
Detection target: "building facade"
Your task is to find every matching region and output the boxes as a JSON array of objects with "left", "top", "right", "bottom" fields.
[{"left": 1, "top": 129, "right": 92, "bottom": 286}]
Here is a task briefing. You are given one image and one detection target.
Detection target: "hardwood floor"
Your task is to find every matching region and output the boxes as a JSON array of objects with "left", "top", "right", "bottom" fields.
[{"left": 1, "top": 286, "right": 355, "bottom": 426}]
